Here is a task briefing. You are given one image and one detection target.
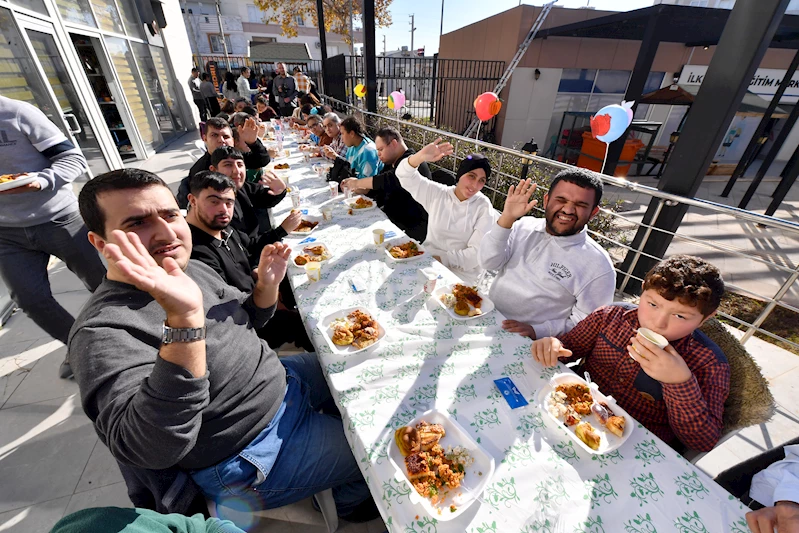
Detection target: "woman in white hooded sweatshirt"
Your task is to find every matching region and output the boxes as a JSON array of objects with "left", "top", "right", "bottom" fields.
[{"left": 393, "top": 138, "right": 496, "bottom": 285}]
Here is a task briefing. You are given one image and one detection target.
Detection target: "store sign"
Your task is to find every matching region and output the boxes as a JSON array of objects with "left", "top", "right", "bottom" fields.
[{"left": 678, "top": 65, "right": 799, "bottom": 98}]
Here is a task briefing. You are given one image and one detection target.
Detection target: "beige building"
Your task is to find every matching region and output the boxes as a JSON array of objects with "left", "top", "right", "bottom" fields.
[{"left": 439, "top": 4, "right": 799, "bottom": 163}]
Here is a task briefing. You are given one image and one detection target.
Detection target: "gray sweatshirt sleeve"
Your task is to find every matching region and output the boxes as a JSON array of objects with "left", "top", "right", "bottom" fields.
[
  {"left": 17, "top": 104, "right": 87, "bottom": 191},
  {"left": 72, "top": 325, "right": 211, "bottom": 470}
]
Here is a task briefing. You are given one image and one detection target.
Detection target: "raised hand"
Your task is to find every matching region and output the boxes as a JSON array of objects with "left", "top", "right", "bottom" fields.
[
  {"left": 238, "top": 117, "right": 259, "bottom": 145},
  {"left": 498, "top": 178, "right": 538, "bottom": 228},
  {"left": 256, "top": 242, "right": 291, "bottom": 288},
  {"left": 412, "top": 138, "right": 454, "bottom": 165},
  {"left": 260, "top": 171, "right": 286, "bottom": 195},
  {"left": 102, "top": 230, "right": 203, "bottom": 321}
]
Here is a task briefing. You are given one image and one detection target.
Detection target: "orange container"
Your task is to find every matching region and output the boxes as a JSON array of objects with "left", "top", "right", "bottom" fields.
[{"left": 577, "top": 132, "right": 644, "bottom": 177}]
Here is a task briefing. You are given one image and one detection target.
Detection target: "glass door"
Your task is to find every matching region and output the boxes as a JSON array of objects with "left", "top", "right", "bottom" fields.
[{"left": 24, "top": 27, "right": 112, "bottom": 177}]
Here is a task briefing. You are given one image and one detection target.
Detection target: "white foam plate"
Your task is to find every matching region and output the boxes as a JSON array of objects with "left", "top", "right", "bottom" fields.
[
  {"left": 317, "top": 306, "right": 386, "bottom": 355},
  {"left": 0, "top": 175, "right": 36, "bottom": 191},
  {"left": 383, "top": 237, "right": 426, "bottom": 263},
  {"left": 290, "top": 242, "right": 331, "bottom": 268},
  {"left": 288, "top": 216, "right": 321, "bottom": 236},
  {"left": 432, "top": 284, "right": 495, "bottom": 321},
  {"left": 387, "top": 409, "right": 496, "bottom": 521},
  {"left": 537, "top": 373, "right": 634, "bottom": 455},
  {"left": 346, "top": 195, "right": 377, "bottom": 212}
]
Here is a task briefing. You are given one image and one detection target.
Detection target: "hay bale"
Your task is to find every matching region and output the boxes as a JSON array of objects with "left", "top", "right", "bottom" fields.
[{"left": 699, "top": 318, "right": 775, "bottom": 433}]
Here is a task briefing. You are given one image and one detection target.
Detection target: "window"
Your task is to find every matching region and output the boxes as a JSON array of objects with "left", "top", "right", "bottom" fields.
[
  {"left": 558, "top": 69, "right": 596, "bottom": 93},
  {"left": 689, "top": 0, "right": 709, "bottom": 6},
  {"left": 248, "top": 5, "right": 262, "bottom": 23},
  {"left": 294, "top": 15, "right": 304, "bottom": 26},
  {"left": 209, "top": 34, "right": 232, "bottom": 54},
  {"left": 593, "top": 70, "right": 630, "bottom": 94}
]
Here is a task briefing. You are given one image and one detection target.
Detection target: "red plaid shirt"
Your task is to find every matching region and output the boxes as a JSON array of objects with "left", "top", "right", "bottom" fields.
[{"left": 558, "top": 305, "right": 730, "bottom": 452}]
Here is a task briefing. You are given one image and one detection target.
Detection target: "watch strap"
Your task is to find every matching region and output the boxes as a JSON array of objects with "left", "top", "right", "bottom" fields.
[{"left": 161, "top": 323, "right": 207, "bottom": 344}]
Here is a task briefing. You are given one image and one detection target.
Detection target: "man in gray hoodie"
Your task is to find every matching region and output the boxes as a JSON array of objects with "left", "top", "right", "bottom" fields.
[
  {"left": 69, "top": 169, "right": 377, "bottom": 523},
  {"left": 0, "top": 95, "right": 106, "bottom": 378}
]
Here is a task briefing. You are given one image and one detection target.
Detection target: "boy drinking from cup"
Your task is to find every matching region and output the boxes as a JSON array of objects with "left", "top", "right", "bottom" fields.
[{"left": 530, "top": 255, "right": 729, "bottom": 453}]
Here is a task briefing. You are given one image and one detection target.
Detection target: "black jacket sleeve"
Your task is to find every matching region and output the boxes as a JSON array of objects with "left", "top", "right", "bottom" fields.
[
  {"left": 242, "top": 182, "right": 287, "bottom": 210},
  {"left": 189, "top": 247, "right": 227, "bottom": 284},
  {"left": 246, "top": 227, "right": 288, "bottom": 265},
  {"left": 178, "top": 154, "right": 212, "bottom": 209},
  {"left": 243, "top": 139, "right": 270, "bottom": 169}
]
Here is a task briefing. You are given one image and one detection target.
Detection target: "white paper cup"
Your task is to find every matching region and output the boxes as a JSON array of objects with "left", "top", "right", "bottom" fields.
[
  {"left": 304, "top": 262, "right": 321, "bottom": 283},
  {"left": 290, "top": 190, "right": 301, "bottom": 208},
  {"left": 328, "top": 182, "right": 338, "bottom": 199},
  {"left": 637, "top": 328, "right": 668, "bottom": 349},
  {"left": 418, "top": 268, "right": 438, "bottom": 294},
  {"left": 322, "top": 207, "right": 333, "bottom": 221},
  {"left": 373, "top": 229, "right": 385, "bottom": 245}
]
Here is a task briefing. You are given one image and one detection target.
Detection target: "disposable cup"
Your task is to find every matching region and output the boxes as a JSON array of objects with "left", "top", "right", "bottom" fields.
[
  {"left": 372, "top": 229, "right": 385, "bottom": 245},
  {"left": 322, "top": 207, "right": 333, "bottom": 221},
  {"left": 305, "top": 262, "right": 321, "bottom": 283},
  {"left": 418, "top": 268, "right": 438, "bottom": 294},
  {"left": 637, "top": 328, "right": 668, "bottom": 349},
  {"left": 328, "top": 182, "right": 338, "bottom": 199}
]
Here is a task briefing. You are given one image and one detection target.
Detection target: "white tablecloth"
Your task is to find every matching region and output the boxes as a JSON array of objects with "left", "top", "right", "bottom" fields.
[{"left": 268, "top": 140, "right": 751, "bottom": 533}]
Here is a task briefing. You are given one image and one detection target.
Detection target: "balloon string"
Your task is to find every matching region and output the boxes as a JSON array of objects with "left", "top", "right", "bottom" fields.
[
  {"left": 476, "top": 122, "right": 482, "bottom": 141},
  {"left": 599, "top": 142, "right": 609, "bottom": 175}
]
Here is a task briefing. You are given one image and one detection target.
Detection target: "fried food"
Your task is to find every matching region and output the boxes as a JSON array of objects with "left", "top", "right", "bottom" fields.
[
  {"left": 274, "top": 163, "right": 290, "bottom": 169},
  {"left": 575, "top": 422, "right": 601, "bottom": 450},
  {"left": 294, "top": 255, "right": 309, "bottom": 266},
  {"left": 556, "top": 383, "right": 592, "bottom": 404},
  {"left": 395, "top": 426, "right": 420, "bottom": 456},
  {"left": 453, "top": 300, "right": 470, "bottom": 316},
  {"left": 452, "top": 284, "right": 482, "bottom": 308},
  {"left": 294, "top": 219, "right": 319, "bottom": 232},
  {"left": 564, "top": 406, "right": 581, "bottom": 426},
  {"left": 398, "top": 421, "right": 467, "bottom": 507},
  {"left": 352, "top": 326, "right": 379, "bottom": 349},
  {"left": 0, "top": 173, "right": 25, "bottom": 183},
  {"left": 347, "top": 310, "right": 375, "bottom": 331},
  {"left": 294, "top": 245, "right": 330, "bottom": 265},
  {"left": 352, "top": 196, "right": 373, "bottom": 209},
  {"left": 388, "top": 241, "right": 423, "bottom": 259},
  {"left": 304, "top": 245, "right": 326, "bottom": 256},
  {"left": 606, "top": 416, "right": 625, "bottom": 438},
  {"left": 331, "top": 326, "right": 354, "bottom": 346}
]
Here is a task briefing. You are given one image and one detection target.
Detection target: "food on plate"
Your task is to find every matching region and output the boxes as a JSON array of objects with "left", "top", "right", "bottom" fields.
[
  {"left": 395, "top": 426, "right": 420, "bottom": 456},
  {"left": 327, "top": 310, "right": 381, "bottom": 349},
  {"left": 331, "top": 326, "right": 354, "bottom": 346},
  {"left": 293, "top": 245, "right": 330, "bottom": 266},
  {"left": 395, "top": 421, "right": 470, "bottom": 507},
  {"left": 388, "top": 241, "right": 423, "bottom": 259},
  {"left": 294, "top": 219, "right": 319, "bottom": 233},
  {"left": 351, "top": 196, "right": 373, "bottom": 209},
  {"left": 575, "top": 422, "right": 601, "bottom": 451},
  {"left": 556, "top": 383, "right": 592, "bottom": 415},
  {"left": 439, "top": 284, "right": 483, "bottom": 317},
  {"left": 606, "top": 416, "right": 625, "bottom": 438},
  {"left": 274, "top": 163, "right": 290, "bottom": 169},
  {"left": 0, "top": 173, "right": 26, "bottom": 183}
]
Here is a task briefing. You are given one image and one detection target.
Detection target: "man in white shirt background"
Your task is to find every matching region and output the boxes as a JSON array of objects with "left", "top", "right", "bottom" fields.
[
  {"left": 236, "top": 67, "right": 263, "bottom": 103},
  {"left": 480, "top": 168, "right": 616, "bottom": 339}
]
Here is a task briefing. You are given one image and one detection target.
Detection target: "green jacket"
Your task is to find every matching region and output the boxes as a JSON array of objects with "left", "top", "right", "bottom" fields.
[{"left": 51, "top": 507, "right": 244, "bottom": 533}]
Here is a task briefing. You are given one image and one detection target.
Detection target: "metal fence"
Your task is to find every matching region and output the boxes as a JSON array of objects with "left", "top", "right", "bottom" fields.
[
  {"left": 192, "top": 55, "right": 323, "bottom": 93},
  {"left": 330, "top": 55, "right": 505, "bottom": 138},
  {"left": 327, "top": 95, "right": 799, "bottom": 353}
]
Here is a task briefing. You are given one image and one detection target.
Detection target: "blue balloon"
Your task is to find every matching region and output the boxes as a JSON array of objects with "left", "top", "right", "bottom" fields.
[{"left": 592, "top": 104, "right": 633, "bottom": 143}]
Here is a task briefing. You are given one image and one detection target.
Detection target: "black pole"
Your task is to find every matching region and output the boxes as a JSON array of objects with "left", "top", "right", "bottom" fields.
[
  {"left": 363, "top": 0, "right": 377, "bottom": 112},
  {"left": 603, "top": 11, "right": 661, "bottom": 176},
  {"left": 429, "top": 53, "right": 439, "bottom": 122},
  {"left": 773, "top": 143, "right": 799, "bottom": 198},
  {"left": 721, "top": 49, "right": 799, "bottom": 197},
  {"left": 618, "top": 0, "right": 790, "bottom": 294},
  {"left": 739, "top": 100, "right": 799, "bottom": 208},
  {"left": 765, "top": 143, "right": 799, "bottom": 216},
  {"left": 316, "top": 0, "right": 328, "bottom": 94}
]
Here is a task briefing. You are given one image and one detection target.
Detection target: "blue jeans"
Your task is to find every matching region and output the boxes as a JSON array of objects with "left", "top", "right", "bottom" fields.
[
  {"left": 0, "top": 208, "right": 105, "bottom": 344},
  {"left": 191, "top": 353, "right": 370, "bottom": 517}
]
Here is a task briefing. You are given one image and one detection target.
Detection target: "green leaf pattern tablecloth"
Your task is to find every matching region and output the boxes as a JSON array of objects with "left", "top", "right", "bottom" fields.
[{"left": 271, "top": 148, "right": 750, "bottom": 533}]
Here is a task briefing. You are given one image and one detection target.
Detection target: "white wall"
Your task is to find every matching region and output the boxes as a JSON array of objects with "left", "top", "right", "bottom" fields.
[
  {"left": 501, "top": 68, "right": 561, "bottom": 150},
  {"left": 162, "top": 0, "right": 200, "bottom": 130}
]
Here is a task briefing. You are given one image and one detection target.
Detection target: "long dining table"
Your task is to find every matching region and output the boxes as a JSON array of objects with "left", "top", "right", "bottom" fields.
[{"left": 266, "top": 133, "right": 752, "bottom": 533}]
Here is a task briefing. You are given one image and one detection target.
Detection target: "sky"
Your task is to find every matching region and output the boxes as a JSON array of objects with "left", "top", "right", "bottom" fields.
[{"left": 373, "top": 0, "right": 654, "bottom": 55}]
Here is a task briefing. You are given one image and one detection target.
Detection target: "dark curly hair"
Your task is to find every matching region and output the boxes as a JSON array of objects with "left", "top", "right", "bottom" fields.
[{"left": 642, "top": 255, "right": 725, "bottom": 317}]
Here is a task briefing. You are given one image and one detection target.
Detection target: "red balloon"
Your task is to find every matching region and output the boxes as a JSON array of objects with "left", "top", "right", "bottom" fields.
[
  {"left": 590, "top": 113, "right": 611, "bottom": 139},
  {"left": 474, "top": 92, "right": 501, "bottom": 122}
]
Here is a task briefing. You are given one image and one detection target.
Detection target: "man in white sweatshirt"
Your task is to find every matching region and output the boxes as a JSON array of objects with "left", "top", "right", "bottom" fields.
[
  {"left": 395, "top": 139, "right": 496, "bottom": 285},
  {"left": 480, "top": 168, "right": 615, "bottom": 338}
]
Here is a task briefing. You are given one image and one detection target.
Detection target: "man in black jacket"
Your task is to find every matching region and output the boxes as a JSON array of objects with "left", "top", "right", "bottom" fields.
[
  {"left": 185, "top": 171, "right": 313, "bottom": 351},
  {"left": 340, "top": 127, "right": 431, "bottom": 242},
  {"left": 177, "top": 117, "right": 270, "bottom": 208}
]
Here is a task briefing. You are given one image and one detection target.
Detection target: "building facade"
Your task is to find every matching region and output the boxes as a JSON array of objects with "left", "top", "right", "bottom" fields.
[{"left": 439, "top": 5, "right": 799, "bottom": 166}]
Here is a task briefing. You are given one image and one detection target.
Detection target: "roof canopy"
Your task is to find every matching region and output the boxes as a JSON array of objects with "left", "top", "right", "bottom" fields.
[
  {"left": 639, "top": 83, "right": 790, "bottom": 117},
  {"left": 250, "top": 42, "right": 312, "bottom": 63},
  {"left": 536, "top": 5, "right": 799, "bottom": 49}
]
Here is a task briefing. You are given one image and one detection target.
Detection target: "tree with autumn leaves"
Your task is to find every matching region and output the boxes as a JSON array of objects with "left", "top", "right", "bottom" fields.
[{"left": 253, "top": 0, "right": 393, "bottom": 44}]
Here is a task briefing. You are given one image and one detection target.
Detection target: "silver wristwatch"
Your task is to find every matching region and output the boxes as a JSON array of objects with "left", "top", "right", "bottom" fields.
[{"left": 161, "top": 322, "right": 207, "bottom": 344}]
